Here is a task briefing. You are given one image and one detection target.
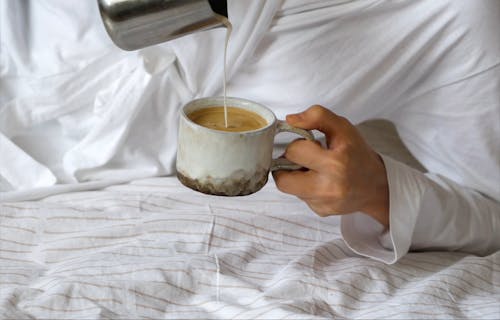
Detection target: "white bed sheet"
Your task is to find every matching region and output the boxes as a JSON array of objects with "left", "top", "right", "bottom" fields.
[{"left": 1, "top": 176, "right": 499, "bottom": 319}]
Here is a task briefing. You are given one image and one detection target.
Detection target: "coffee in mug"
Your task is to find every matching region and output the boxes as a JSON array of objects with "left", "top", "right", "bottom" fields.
[
  {"left": 188, "top": 106, "right": 267, "bottom": 132},
  {"left": 177, "top": 97, "right": 314, "bottom": 196}
]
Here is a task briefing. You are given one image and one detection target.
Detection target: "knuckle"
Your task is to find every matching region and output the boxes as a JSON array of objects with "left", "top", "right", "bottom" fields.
[
  {"left": 316, "top": 175, "right": 350, "bottom": 200},
  {"left": 337, "top": 115, "right": 350, "bottom": 126},
  {"left": 334, "top": 183, "right": 351, "bottom": 199},
  {"left": 322, "top": 156, "right": 343, "bottom": 174},
  {"left": 337, "top": 136, "right": 358, "bottom": 154},
  {"left": 314, "top": 179, "right": 330, "bottom": 197},
  {"left": 312, "top": 178, "right": 335, "bottom": 200},
  {"left": 308, "top": 105, "right": 329, "bottom": 120},
  {"left": 309, "top": 104, "right": 326, "bottom": 113},
  {"left": 335, "top": 116, "right": 356, "bottom": 137},
  {"left": 330, "top": 151, "right": 349, "bottom": 168},
  {"left": 336, "top": 115, "right": 354, "bottom": 131}
]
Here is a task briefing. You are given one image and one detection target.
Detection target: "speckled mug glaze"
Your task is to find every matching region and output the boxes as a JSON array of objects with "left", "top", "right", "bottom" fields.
[{"left": 176, "top": 97, "right": 314, "bottom": 196}]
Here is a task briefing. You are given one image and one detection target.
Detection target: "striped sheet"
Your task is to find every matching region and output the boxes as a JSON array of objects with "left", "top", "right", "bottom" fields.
[{"left": 1, "top": 177, "right": 499, "bottom": 319}]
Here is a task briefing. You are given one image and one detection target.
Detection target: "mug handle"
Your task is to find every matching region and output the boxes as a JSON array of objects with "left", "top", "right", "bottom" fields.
[{"left": 271, "top": 120, "right": 315, "bottom": 171}]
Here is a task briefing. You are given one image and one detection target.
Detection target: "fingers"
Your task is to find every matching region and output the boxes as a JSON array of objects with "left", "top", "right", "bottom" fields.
[
  {"left": 284, "top": 139, "right": 329, "bottom": 172},
  {"left": 274, "top": 168, "right": 342, "bottom": 217},
  {"left": 286, "top": 105, "right": 351, "bottom": 148},
  {"left": 272, "top": 170, "right": 317, "bottom": 198}
]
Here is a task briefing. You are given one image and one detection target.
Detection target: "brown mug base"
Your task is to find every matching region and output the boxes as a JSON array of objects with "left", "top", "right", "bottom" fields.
[{"left": 176, "top": 171, "right": 268, "bottom": 197}]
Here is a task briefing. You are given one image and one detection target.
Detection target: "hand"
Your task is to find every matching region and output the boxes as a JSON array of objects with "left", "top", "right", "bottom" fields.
[{"left": 273, "top": 105, "right": 390, "bottom": 227}]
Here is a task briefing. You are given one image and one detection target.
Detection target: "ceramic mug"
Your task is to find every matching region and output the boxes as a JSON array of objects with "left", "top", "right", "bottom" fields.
[{"left": 176, "top": 97, "right": 314, "bottom": 196}]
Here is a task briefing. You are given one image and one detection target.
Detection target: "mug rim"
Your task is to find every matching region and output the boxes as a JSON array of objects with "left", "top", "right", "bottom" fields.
[{"left": 181, "top": 96, "right": 277, "bottom": 135}]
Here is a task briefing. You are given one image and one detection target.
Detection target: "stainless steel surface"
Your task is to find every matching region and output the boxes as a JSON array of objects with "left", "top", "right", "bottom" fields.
[{"left": 98, "top": 0, "right": 226, "bottom": 51}]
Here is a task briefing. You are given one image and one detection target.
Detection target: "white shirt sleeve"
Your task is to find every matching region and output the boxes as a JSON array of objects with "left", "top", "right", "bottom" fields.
[{"left": 341, "top": 155, "right": 500, "bottom": 264}]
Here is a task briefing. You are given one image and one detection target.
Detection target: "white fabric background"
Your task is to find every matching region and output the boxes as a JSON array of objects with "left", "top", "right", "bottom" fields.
[
  {"left": 0, "top": 0, "right": 282, "bottom": 196},
  {"left": 1, "top": 177, "right": 499, "bottom": 319},
  {"left": 1, "top": 0, "right": 499, "bottom": 262},
  {"left": 1, "top": 0, "right": 499, "bottom": 200}
]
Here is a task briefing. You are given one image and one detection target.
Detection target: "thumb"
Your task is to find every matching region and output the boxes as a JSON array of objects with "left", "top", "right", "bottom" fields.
[{"left": 286, "top": 105, "right": 347, "bottom": 143}]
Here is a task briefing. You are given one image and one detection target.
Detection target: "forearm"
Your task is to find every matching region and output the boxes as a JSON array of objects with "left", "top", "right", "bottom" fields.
[{"left": 359, "top": 152, "right": 390, "bottom": 229}]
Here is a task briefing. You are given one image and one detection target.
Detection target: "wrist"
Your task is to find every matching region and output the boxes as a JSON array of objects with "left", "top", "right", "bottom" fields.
[{"left": 362, "top": 152, "right": 390, "bottom": 228}]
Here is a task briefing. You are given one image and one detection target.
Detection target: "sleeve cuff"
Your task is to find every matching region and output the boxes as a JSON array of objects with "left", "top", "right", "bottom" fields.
[{"left": 341, "top": 154, "right": 428, "bottom": 264}]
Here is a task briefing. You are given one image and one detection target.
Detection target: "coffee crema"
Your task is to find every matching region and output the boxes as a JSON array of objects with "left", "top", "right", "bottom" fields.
[{"left": 188, "top": 106, "right": 267, "bottom": 132}]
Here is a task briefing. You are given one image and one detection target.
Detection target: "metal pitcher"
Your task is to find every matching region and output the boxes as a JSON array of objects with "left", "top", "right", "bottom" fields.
[{"left": 98, "top": 0, "right": 228, "bottom": 51}]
